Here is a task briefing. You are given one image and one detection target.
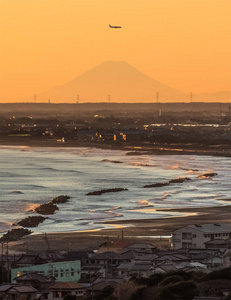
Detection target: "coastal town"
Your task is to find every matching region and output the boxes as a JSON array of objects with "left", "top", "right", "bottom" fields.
[
  {"left": 1, "top": 221, "right": 231, "bottom": 300},
  {"left": 0, "top": 103, "right": 231, "bottom": 157}
]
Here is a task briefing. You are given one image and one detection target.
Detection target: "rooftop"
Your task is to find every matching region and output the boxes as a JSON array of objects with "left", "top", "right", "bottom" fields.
[{"left": 186, "top": 223, "right": 231, "bottom": 233}]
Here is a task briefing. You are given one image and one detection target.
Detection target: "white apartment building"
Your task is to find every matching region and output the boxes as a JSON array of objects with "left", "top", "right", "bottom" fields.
[{"left": 171, "top": 223, "right": 231, "bottom": 249}]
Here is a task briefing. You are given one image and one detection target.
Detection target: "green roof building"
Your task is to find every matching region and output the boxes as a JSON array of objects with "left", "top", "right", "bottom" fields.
[{"left": 11, "top": 261, "right": 81, "bottom": 283}]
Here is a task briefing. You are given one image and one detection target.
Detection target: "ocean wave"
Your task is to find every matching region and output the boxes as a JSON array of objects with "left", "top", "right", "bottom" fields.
[
  {"left": 40, "top": 167, "right": 59, "bottom": 171},
  {"left": 111, "top": 206, "right": 121, "bottom": 210},
  {"left": 171, "top": 190, "right": 182, "bottom": 195},
  {"left": 161, "top": 193, "right": 170, "bottom": 200},
  {"left": 80, "top": 212, "right": 123, "bottom": 220},
  {"left": 101, "top": 159, "right": 123, "bottom": 164},
  {"left": 186, "top": 169, "right": 199, "bottom": 174},
  {"left": 134, "top": 204, "right": 154, "bottom": 209},
  {"left": 168, "top": 165, "right": 181, "bottom": 170},
  {"left": 129, "top": 162, "right": 156, "bottom": 167},
  {"left": 26, "top": 185, "right": 45, "bottom": 189},
  {"left": 11, "top": 191, "right": 23, "bottom": 194},
  {"left": 138, "top": 200, "right": 149, "bottom": 205},
  {"left": 216, "top": 197, "right": 231, "bottom": 201}
]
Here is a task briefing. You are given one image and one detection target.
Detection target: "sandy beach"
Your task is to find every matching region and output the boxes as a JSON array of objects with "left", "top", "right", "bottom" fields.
[{"left": 8, "top": 205, "right": 231, "bottom": 253}]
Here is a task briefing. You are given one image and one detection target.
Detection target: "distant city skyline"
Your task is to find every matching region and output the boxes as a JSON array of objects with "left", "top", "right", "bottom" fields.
[{"left": 0, "top": 0, "right": 230, "bottom": 102}]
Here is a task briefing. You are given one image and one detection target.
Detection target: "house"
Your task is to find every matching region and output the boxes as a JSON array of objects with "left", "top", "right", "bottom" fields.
[
  {"left": 85, "top": 278, "right": 123, "bottom": 299},
  {"left": 154, "top": 262, "right": 178, "bottom": 274},
  {"left": 63, "top": 250, "right": 94, "bottom": 265},
  {"left": 117, "top": 262, "right": 154, "bottom": 278},
  {"left": 86, "top": 251, "right": 132, "bottom": 268},
  {"left": 15, "top": 272, "right": 55, "bottom": 292},
  {"left": 205, "top": 238, "right": 231, "bottom": 249},
  {"left": 80, "top": 265, "right": 106, "bottom": 281},
  {"left": 171, "top": 223, "right": 231, "bottom": 249},
  {"left": 15, "top": 254, "right": 43, "bottom": 267},
  {"left": 155, "top": 253, "right": 189, "bottom": 264},
  {"left": 11, "top": 261, "right": 81, "bottom": 283},
  {"left": 193, "top": 297, "right": 222, "bottom": 300},
  {"left": 0, "top": 284, "right": 38, "bottom": 300},
  {"left": 48, "top": 282, "right": 86, "bottom": 300},
  {"left": 222, "top": 249, "right": 231, "bottom": 268},
  {"left": 97, "top": 241, "right": 129, "bottom": 253},
  {"left": 124, "top": 243, "right": 157, "bottom": 253}
]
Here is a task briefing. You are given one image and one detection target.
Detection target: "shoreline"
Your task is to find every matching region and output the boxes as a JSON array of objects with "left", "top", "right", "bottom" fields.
[
  {"left": 2, "top": 142, "right": 230, "bottom": 253},
  {"left": 0, "top": 138, "right": 231, "bottom": 157},
  {"left": 7, "top": 205, "right": 231, "bottom": 253}
]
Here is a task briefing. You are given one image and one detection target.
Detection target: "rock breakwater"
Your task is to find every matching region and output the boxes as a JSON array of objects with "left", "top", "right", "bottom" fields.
[
  {"left": 144, "top": 177, "right": 191, "bottom": 188},
  {"left": 87, "top": 188, "right": 128, "bottom": 196}
]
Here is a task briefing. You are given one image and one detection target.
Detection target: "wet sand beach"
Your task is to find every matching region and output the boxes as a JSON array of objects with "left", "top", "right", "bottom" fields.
[{"left": 8, "top": 205, "right": 231, "bottom": 253}]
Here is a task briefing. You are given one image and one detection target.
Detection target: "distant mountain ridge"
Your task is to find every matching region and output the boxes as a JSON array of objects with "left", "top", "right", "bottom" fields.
[{"left": 36, "top": 61, "right": 230, "bottom": 103}]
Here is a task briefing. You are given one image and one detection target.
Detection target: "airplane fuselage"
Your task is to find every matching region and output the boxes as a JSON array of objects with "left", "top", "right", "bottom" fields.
[{"left": 109, "top": 24, "right": 121, "bottom": 29}]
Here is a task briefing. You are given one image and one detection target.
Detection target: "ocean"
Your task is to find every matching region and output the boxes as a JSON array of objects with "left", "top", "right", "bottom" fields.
[{"left": 0, "top": 146, "right": 230, "bottom": 235}]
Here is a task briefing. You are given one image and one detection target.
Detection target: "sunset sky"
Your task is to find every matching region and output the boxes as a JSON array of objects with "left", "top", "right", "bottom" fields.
[{"left": 0, "top": 0, "right": 230, "bottom": 102}]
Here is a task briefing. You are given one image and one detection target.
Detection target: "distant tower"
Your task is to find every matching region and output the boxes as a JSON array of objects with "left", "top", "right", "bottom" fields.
[
  {"left": 190, "top": 92, "right": 193, "bottom": 103},
  {"left": 108, "top": 94, "right": 111, "bottom": 102},
  {"left": 156, "top": 92, "right": 159, "bottom": 103},
  {"left": 34, "top": 94, "right": 37, "bottom": 103},
  {"left": 48, "top": 99, "right": 50, "bottom": 104},
  {"left": 76, "top": 94, "right": 79, "bottom": 104}
]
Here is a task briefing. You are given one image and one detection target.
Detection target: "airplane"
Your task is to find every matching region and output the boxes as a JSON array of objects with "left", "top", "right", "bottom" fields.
[{"left": 109, "top": 24, "right": 122, "bottom": 29}]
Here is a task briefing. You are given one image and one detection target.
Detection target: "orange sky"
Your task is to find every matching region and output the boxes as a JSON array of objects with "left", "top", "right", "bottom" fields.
[{"left": 0, "top": 0, "right": 230, "bottom": 102}]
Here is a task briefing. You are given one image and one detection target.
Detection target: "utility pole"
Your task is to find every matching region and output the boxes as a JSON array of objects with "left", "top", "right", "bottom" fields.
[
  {"left": 108, "top": 94, "right": 111, "bottom": 103},
  {"left": 6, "top": 242, "right": 9, "bottom": 283},
  {"left": 190, "top": 92, "right": 192, "bottom": 103},
  {"left": 44, "top": 233, "right": 51, "bottom": 251},
  {"left": 76, "top": 94, "right": 79, "bottom": 104},
  {"left": 34, "top": 94, "right": 37, "bottom": 103},
  {"left": 229, "top": 104, "right": 231, "bottom": 121},
  {"left": 1, "top": 242, "right": 4, "bottom": 283},
  {"left": 156, "top": 92, "right": 159, "bottom": 103}
]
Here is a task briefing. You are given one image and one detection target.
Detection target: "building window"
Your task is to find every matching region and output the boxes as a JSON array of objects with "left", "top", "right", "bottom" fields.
[
  {"left": 193, "top": 234, "right": 196, "bottom": 238},
  {"left": 54, "top": 270, "right": 58, "bottom": 278},
  {"left": 182, "top": 242, "right": 192, "bottom": 249},
  {"left": 57, "top": 292, "right": 62, "bottom": 298},
  {"left": 182, "top": 233, "right": 192, "bottom": 239},
  {"left": 71, "top": 268, "right": 74, "bottom": 276}
]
